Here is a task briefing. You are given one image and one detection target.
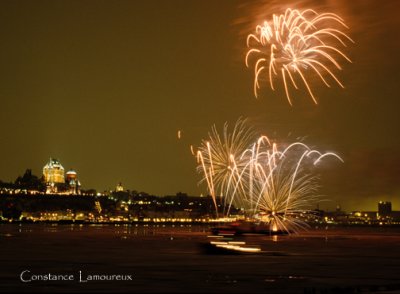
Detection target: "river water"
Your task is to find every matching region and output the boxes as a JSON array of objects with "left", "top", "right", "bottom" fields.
[{"left": 0, "top": 223, "right": 399, "bottom": 293}]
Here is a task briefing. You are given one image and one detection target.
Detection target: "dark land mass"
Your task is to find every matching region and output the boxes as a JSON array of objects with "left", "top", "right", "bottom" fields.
[
  {"left": 0, "top": 224, "right": 400, "bottom": 293},
  {"left": 0, "top": 194, "right": 222, "bottom": 220}
]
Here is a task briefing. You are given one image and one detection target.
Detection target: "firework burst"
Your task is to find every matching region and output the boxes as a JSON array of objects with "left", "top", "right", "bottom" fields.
[
  {"left": 196, "top": 119, "right": 343, "bottom": 233},
  {"left": 196, "top": 118, "right": 256, "bottom": 216},
  {"left": 244, "top": 140, "right": 343, "bottom": 233},
  {"left": 246, "top": 8, "right": 354, "bottom": 105}
]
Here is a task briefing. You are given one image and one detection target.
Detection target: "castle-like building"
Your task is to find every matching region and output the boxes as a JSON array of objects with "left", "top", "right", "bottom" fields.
[{"left": 43, "top": 158, "right": 81, "bottom": 195}]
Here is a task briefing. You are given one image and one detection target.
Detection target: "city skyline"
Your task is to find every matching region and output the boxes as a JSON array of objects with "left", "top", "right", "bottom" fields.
[
  {"left": 2, "top": 157, "right": 399, "bottom": 215},
  {"left": 0, "top": 0, "right": 399, "bottom": 211}
]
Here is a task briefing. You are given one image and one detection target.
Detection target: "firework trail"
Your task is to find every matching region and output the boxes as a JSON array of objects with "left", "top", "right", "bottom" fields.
[
  {"left": 196, "top": 118, "right": 256, "bottom": 216},
  {"left": 246, "top": 8, "right": 354, "bottom": 105},
  {"left": 196, "top": 119, "right": 343, "bottom": 233},
  {"left": 244, "top": 141, "right": 343, "bottom": 233}
]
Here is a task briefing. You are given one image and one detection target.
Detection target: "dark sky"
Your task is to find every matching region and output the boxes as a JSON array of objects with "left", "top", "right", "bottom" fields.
[{"left": 0, "top": 0, "right": 399, "bottom": 211}]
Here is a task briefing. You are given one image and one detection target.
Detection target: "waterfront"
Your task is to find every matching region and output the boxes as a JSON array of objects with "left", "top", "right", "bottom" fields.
[{"left": 0, "top": 224, "right": 399, "bottom": 293}]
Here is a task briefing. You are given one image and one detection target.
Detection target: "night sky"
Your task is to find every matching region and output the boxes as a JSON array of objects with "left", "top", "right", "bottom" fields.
[{"left": 0, "top": 0, "right": 399, "bottom": 211}]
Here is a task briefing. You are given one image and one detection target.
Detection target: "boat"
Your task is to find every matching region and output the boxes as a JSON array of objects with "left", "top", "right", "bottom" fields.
[{"left": 201, "top": 239, "right": 262, "bottom": 255}]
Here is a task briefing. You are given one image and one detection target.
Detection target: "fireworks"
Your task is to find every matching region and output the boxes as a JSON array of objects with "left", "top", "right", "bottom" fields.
[
  {"left": 192, "top": 8, "right": 350, "bottom": 233},
  {"left": 246, "top": 8, "right": 354, "bottom": 105},
  {"left": 196, "top": 119, "right": 343, "bottom": 233},
  {"left": 196, "top": 118, "right": 256, "bottom": 215}
]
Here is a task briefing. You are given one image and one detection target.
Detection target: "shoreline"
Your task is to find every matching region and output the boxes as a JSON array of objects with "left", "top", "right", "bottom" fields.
[{"left": 2, "top": 219, "right": 400, "bottom": 228}]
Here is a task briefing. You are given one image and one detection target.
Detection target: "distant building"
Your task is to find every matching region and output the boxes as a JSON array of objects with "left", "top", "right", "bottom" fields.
[
  {"left": 350, "top": 211, "right": 378, "bottom": 224},
  {"left": 43, "top": 158, "right": 65, "bottom": 194},
  {"left": 378, "top": 201, "right": 392, "bottom": 217},
  {"left": 43, "top": 158, "right": 81, "bottom": 195},
  {"left": 43, "top": 158, "right": 65, "bottom": 184},
  {"left": 116, "top": 183, "right": 124, "bottom": 192},
  {"left": 65, "top": 170, "right": 81, "bottom": 195}
]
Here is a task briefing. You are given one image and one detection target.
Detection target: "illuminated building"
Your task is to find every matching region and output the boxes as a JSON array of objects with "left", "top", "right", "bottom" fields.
[
  {"left": 65, "top": 170, "right": 81, "bottom": 195},
  {"left": 43, "top": 158, "right": 82, "bottom": 195},
  {"left": 116, "top": 183, "right": 124, "bottom": 192},
  {"left": 43, "top": 158, "right": 65, "bottom": 194}
]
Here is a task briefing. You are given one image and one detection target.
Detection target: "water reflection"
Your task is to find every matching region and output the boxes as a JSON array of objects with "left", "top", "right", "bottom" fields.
[{"left": 2, "top": 223, "right": 211, "bottom": 237}]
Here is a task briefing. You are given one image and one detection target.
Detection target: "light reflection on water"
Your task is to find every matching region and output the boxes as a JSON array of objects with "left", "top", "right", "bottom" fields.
[
  {"left": 1, "top": 223, "right": 212, "bottom": 237},
  {"left": 1, "top": 224, "right": 400, "bottom": 242}
]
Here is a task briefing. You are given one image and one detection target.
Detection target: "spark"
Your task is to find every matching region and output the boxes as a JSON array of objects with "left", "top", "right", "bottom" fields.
[
  {"left": 246, "top": 8, "right": 354, "bottom": 105},
  {"left": 196, "top": 118, "right": 256, "bottom": 216},
  {"left": 195, "top": 119, "right": 343, "bottom": 233}
]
